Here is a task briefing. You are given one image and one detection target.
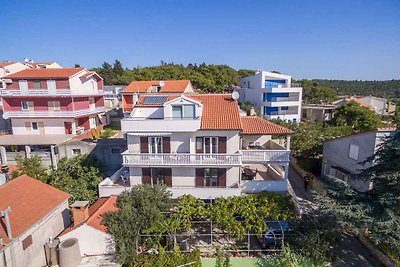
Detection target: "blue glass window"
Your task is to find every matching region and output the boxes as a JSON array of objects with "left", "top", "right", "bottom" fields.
[
  {"left": 281, "top": 106, "right": 289, "bottom": 110},
  {"left": 265, "top": 79, "right": 286, "bottom": 88},
  {"left": 264, "top": 93, "right": 289, "bottom": 102}
]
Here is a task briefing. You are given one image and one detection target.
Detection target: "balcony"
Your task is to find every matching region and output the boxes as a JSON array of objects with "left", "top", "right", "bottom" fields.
[
  {"left": 3, "top": 107, "right": 105, "bottom": 118},
  {"left": 1, "top": 88, "right": 104, "bottom": 97},
  {"left": 122, "top": 149, "right": 290, "bottom": 167},
  {"left": 121, "top": 117, "right": 201, "bottom": 133}
]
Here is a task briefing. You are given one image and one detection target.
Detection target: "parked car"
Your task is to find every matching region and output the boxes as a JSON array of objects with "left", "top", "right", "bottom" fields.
[{"left": 260, "top": 220, "right": 295, "bottom": 249}]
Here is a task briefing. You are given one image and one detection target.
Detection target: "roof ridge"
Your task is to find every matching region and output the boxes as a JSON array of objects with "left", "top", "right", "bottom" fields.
[{"left": 85, "top": 196, "right": 116, "bottom": 225}]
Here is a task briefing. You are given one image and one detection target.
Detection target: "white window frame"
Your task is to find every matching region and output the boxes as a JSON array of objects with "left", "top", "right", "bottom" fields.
[
  {"left": 348, "top": 144, "right": 359, "bottom": 160},
  {"left": 204, "top": 137, "right": 218, "bottom": 154},
  {"left": 172, "top": 104, "right": 195, "bottom": 119},
  {"left": 21, "top": 101, "right": 29, "bottom": 110},
  {"left": 31, "top": 122, "right": 38, "bottom": 131},
  {"left": 48, "top": 101, "right": 61, "bottom": 111},
  {"left": 148, "top": 137, "right": 163, "bottom": 154}
]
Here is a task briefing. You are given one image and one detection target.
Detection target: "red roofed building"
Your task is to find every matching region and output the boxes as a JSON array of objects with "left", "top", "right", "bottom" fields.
[
  {"left": 1, "top": 67, "right": 105, "bottom": 135},
  {"left": 100, "top": 91, "right": 293, "bottom": 199},
  {"left": 0, "top": 175, "right": 70, "bottom": 267},
  {"left": 59, "top": 197, "right": 117, "bottom": 256}
]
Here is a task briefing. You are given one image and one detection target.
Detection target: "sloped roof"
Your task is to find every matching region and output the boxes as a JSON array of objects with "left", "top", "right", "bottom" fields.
[
  {"left": 0, "top": 62, "right": 17, "bottom": 68},
  {"left": 135, "top": 95, "right": 180, "bottom": 107},
  {"left": 241, "top": 116, "right": 293, "bottom": 135},
  {"left": 123, "top": 80, "right": 191, "bottom": 93},
  {"left": 4, "top": 68, "right": 84, "bottom": 79},
  {"left": 0, "top": 175, "right": 70, "bottom": 249}
]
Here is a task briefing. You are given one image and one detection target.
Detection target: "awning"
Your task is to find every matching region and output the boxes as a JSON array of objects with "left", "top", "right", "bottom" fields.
[{"left": 127, "top": 132, "right": 172, "bottom": 136}]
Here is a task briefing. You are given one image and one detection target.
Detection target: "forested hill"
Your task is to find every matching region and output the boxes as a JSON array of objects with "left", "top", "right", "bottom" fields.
[
  {"left": 313, "top": 79, "right": 400, "bottom": 98},
  {"left": 91, "top": 60, "right": 400, "bottom": 98}
]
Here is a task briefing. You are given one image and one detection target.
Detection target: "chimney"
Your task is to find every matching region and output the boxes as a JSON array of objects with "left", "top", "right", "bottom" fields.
[
  {"left": 250, "top": 107, "right": 257, "bottom": 116},
  {"left": 71, "top": 201, "right": 90, "bottom": 226}
]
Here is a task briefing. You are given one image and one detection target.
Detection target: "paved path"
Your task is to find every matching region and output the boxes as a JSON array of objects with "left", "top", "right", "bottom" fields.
[{"left": 288, "top": 165, "right": 383, "bottom": 267}]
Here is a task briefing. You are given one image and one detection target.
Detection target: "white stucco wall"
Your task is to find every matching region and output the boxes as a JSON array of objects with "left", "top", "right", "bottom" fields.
[
  {"left": 59, "top": 225, "right": 114, "bottom": 257},
  {"left": 69, "top": 74, "right": 99, "bottom": 94},
  {"left": 130, "top": 107, "right": 163, "bottom": 119},
  {"left": 0, "top": 63, "right": 27, "bottom": 79},
  {"left": 242, "top": 135, "right": 271, "bottom": 149},
  {"left": 1, "top": 201, "right": 70, "bottom": 267},
  {"left": 11, "top": 118, "right": 74, "bottom": 135}
]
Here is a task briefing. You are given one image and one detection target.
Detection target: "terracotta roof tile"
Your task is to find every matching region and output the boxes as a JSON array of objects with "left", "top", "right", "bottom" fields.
[
  {"left": 0, "top": 175, "right": 70, "bottom": 248},
  {"left": 241, "top": 116, "right": 293, "bottom": 135},
  {"left": 4, "top": 68, "right": 84, "bottom": 79},
  {"left": 123, "top": 80, "right": 191, "bottom": 93}
]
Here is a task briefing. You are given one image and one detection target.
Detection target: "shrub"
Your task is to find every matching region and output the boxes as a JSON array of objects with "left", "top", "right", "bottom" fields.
[{"left": 128, "top": 248, "right": 201, "bottom": 267}]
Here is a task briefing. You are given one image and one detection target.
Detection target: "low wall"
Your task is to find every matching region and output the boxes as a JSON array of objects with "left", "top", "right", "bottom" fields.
[{"left": 290, "top": 157, "right": 325, "bottom": 195}]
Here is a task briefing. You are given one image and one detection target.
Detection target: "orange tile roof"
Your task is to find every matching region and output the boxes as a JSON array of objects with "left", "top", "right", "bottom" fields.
[
  {"left": 241, "top": 116, "right": 293, "bottom": 135},
  {"left": 4, "top": 68, "right": 84, "bottom": 79},
  {"left": 123, "top": 80, "right": 191, "bottom": 93},
  {"left": 190, "top": 94, "right": 242, "bottom": 130},
  {"left": 0, "top": 62, "right": 17, "bottom": 68},
  {"left": 0, "top": 175, "right": 70, "bottom": 248},
  {"left": 60, "top": 196, "right": 117, "bottom": 235}
]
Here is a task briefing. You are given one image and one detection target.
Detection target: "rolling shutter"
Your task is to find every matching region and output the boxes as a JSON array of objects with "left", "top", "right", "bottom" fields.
[
  {"left": 142, "top": 168, "right": 151, "bottom": 184},
  {"left": 140, "top": 137, "right": 149, "bottom": 153},
  {"left": 165, "top": 168, "right": 172, "bottom": 187},
  {"left": 218, "top": 168, "right": 226, "bottom": 187},
  {"left": 195, "top": 168, "right": 204, "bottom": 187},
  {"left": 218, "top": 137, "right": 227, "bottom": 154},
  {"left": 163, "top": 137, "right": 171, "bottom": 153}
]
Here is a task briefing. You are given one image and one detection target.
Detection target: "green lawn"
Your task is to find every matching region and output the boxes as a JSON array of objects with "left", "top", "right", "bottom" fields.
[{"left": 201, "top": 257, "right": 259, "bottom": 267}]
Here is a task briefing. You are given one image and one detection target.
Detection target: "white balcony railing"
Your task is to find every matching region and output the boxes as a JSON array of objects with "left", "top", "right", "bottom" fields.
[
  {"left": 3, "top": 107, "right": 105, "bottom": 118},
  {"left": 1, "top": 88, "right": 104, "bottom": 96},
  {"left": 122, "top": 149, "right": 290, "bottom": 167}
]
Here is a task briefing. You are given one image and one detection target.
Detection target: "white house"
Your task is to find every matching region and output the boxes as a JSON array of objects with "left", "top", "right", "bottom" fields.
[
  {"left": 0, "top": 175, "right": 70, "bottom": 267},
  {"left": 237, "top": 71, "right": 303, "bottom": 122},
  {"left": 99, "top": 93, "right": 293, "bottom": 199},
  {"left": 59, "top": 197, "right": 117, "bottom": 257}
]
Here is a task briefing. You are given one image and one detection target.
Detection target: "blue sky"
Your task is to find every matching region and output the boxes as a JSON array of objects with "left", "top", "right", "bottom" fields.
[{"left": 1, "top": 0, "right": 399, "bottom": 80}]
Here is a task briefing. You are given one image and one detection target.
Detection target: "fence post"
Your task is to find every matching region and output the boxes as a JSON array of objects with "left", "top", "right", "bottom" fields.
[
  {"left": 247, "top": 231, "right": 250, "bottom": 257},
  {"left": 0, "top": 146, "right": 7, "bottom": 165}
]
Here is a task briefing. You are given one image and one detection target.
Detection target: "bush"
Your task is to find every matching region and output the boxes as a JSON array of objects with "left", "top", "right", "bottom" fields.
[
  {"left": 128, "top": 248, "right": 201, "bottom": 267},
  {"left": 100, "top": 127, "right": 115, "bottom": 138}
]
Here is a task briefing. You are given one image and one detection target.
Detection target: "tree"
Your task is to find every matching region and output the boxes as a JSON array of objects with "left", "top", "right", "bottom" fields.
[
  {"left": 300, "top": 79, "right": 337, "bottom": 104},
  {"left": 12, "top": 154, "right": 48, "bottom": 182},
  {"left": 103, "top": 185, "right": 172, "bottom": 264},
  {"left": 331, "top": 101, "right": 382, "bottom": 132},
  {"left": 317, "top": 132, "right": 400, "bottom": 257}
]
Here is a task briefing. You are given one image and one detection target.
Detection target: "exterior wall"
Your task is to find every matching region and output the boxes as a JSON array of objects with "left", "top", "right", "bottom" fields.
[
  {"left": 242, "top": 135, "right": 271, "bottom": 149},
  {"left": 69, "top": 75, "right": 99, "bottom": 95},
  {"left": 11, "top": 118, "right": 74, "bottom": 135},
  {"left": 359, "top": 96, "right": 386, "bottom": 115},
  {"left": 164, "top": 97, "right": 203, "bottom": 119},
  {"left": 59, "top": 225, "right": 114, "bottom": 256},
  {"left": 130, "top": 107, "right": 163, "bottom": 119},
  {"left": 0, "top": 63, "right": 27, "bottom": 79},
  {"left": 3, "top": 97, "right": 73, "bottom": 111},
  {"left": 1, "top": 201, "right": 70, "bottom": 267},
  {"left": 4, "top": 79, "right": 70, "bottom": 90},
  {"left": 302, "top": 107, "right": 334, "bottom": 121}
]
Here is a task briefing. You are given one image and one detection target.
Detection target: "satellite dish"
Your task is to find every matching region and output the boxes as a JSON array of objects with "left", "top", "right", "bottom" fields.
[
  {"left": 232, "top": 91, "right": 240, "bottom": 100},
  {"left": 159, "top": 81, "right": 165, "bottom": 87},
  {"left": 2, "top": 113, "right": 9, "bottom": 120},
  {"left": 24, "top": 58, "right": 29, "bottom": 63},
  {"left": 0, "top": 174, "right": 6, "bottom": 186}
]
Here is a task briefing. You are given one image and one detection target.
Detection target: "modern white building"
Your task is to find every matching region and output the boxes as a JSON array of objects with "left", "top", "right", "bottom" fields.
[
  {"left": 99, "top": 93, "right": 293, "bottom": 199},
  {"left": 237, "top": 71, "right": 302, "bottom": 122}
]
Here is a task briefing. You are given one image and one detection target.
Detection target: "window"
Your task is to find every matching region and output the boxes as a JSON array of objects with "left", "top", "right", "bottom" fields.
[
  {"left": 172, "top": 105, "right": 195, "bottom": 119},
  {"left": 21, "top": 101, "right": 29, "bottom": 110},
  {"left": 72, "top": 148, "right": 81, "bottom": 155},
  {"left": 47, "top": 80, "right": 56, "bottom": 91},
  {"left": 348, "top": 144, "right": 359, "bottom": 160},
  {"left": 204, "top": 137, "right": 218, "bottom": 153},
  {"left": 31, "top": 122, "right": 38, "bottom": 130},
  {"left": 22, "top": 235, "right": 33, "bottom": 250},
  {"left": 204, "top": 168, "right": 218, "bottom": 187},
  {"left": 149, "top": 137, "right": 163, "bottom": 154},
  {"left": 48, "top": 101, "right": 61, "bottom": 111},
  {"left": 33, "top": 80, "right": 41, "bottom": 89},
  {"left": 151, "top": 168, "right": 165, "bottom": 185},
  {"left": 19, "top": 80, "right": 28, "bottom": 90}
]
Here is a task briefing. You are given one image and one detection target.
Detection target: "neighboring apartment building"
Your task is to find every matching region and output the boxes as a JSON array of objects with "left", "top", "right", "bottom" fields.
[
  {"left": 333, "top": 96, "right": 396, "bottom": 116},
  {"left": 59, "top": 197, "right": 117, "bottom": 256},
  {"left": 322, "top": 128, "right": 396, "bottom": 191},
  {"left": 1, "top": 68, "right": 105, "bottom": 135},
  {"left": 103, "top": 85, "right": 125, "bottom": 109},
  {"left": 302, "top": 104, "right": 335, "bottom": 121},
  {"left": 122, "top": 80, "right": 194, "bottom": 113},
  {"left": 25, "top": 61, "right": 62, "bottom": 69},
  {"left": 237, "top": 71, "right": 303, "bottom": 122},
  {"left": 0, "top": 175, "right": 70, "bottom": 267},
  {"left": 99, "top": 93, "right": 293, "bottom": 199}
]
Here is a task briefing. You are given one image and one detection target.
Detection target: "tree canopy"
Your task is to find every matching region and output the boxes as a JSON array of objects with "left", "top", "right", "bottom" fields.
[{"left": 299, "top": 79, "right": 338, "bottom": 104}]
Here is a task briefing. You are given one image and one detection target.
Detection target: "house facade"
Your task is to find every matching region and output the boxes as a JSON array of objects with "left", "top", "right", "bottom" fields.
[
  {"left": 322, "top": 128, "right": 396, "bottom": 191},
  {"left": 99, "top": 93, "right": 293, "bottom": 199},
  {"left": 0, "top": 175, "right": 70, "bottom": 267},
  {"left": 301, "top": 104, "right": 335, "bottom": 121},
  {"left": 237, "top": 71, "right": 302, "bottom": 122},
  {"left": 1, "top": 68, "right": 105, "bottom": 135}
]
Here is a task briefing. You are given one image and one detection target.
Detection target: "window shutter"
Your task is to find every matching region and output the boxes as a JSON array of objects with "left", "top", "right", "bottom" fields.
[
  {"left": 142, "top": 168, "right": 151, "bottom": 184},
  {"left": 163, "top": 137, "right": 171, "bottom": 153},
  {"left": 195, "top": 168, "right": 204, "bottom": 187},
  {"left": 165, "top": 168, "right": 172, "bottom": 187},
  {"left": 140, "top": 137, "right": 149, "bottom": 153},
  {"left": 28, "top": 101, "right": 34, "bottom": 111},
  {"left": 22, "top": 235, "right": 33, "bottom": 250},
  {"left": 218, "top": 168, "right": 226, "bottom": 187},
  {"left": 25, "top": 122, "right": 31, "bottom": 131},
  {"left": 218, "top": 137, "right": 227, "bottom": 154},
  {"left": 196, "top": 137, "right": 203, "bottom": 153}
]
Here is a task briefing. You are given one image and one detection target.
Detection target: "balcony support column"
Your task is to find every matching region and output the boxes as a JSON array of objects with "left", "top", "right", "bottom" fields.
[
  {"left": 286, "top": 135, "right": 291, "bottom": 150},
  {"left": 283, "top": 163, "right": 289, "bottom": 180},
  {"left": 25, "top": 146, "right": 31, "bottom": 159},
  {"left": 0, "top": 146, "right": 7, "bottom": 165}
]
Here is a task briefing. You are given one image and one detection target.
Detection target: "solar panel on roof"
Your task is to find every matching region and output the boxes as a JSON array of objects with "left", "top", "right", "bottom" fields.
[{"left": 143, "top": 96, "right": 168, "bottom": 104}]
